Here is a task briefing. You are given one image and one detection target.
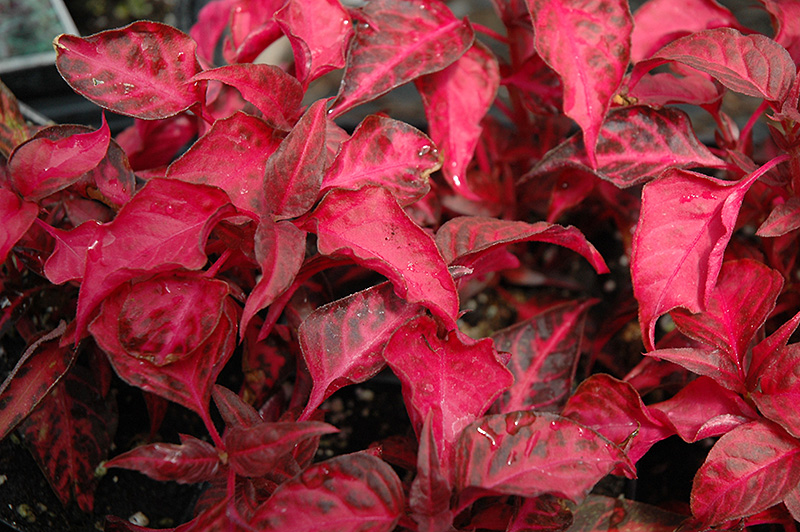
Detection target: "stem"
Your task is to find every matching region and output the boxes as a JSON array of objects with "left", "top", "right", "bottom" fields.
[
  {"left": 205, "top": 248, "right": 233, "bottom": 279},
  {"left": 737, "top": 99, "right": 769, "bottom": 153},
  {"left": 199, "top": 403, "right": 224, "bottom": 448},
  {"left": 473, "top": 23, "right": 507, "bottom": 44}
]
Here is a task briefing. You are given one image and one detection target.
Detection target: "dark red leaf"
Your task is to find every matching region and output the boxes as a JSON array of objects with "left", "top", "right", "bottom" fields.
[
  {"left": 327, "top": 0, "right": 474, "bottom": 118},
  {"left": 192, "top": 64, "right": 304, "bottom": 130},
  {"left": 569, "top": 495, "right": 686, "bottom": 531},
  {"left": 299, "top": 282, "right": 423, "bottom": 420},
  {"left": 528, "top": 0, "right": 633, "bottom": 166},
  {"left": 54, "top": 22, "right": 204, "bottom": 119},
  {"left": 116, "top": 114, "right": 197, "bottom": 172},
  {"left": 455, "top": 411, "right": 634, "bottom": 502},
  {"left": 274, "top": 0, "right": 354, "bottom": 87},
  {"left": 750, "top": 343, "right": 800, "bottom": 438},
  {"left": 409, "top": 410, "right": 454, "bottom": 532},
  {"left": 691, "top": 419, "right": 800, "bottom": 526},
  {"left": 225, "top": 421, "right": 337, "bottom": 477},
  {"left": 631, "top": 28, "right": 796, "bottom": 103},
  {"left": 167, "top": 112, "right": 282, "bottom": 215},
  {"left": 19, "top": 366, "right": 117, "bottom": 512},
  {"left": 523, "top": 107, "right": 725, "bottom": 188},
  {"left": 223, "top": 0, "right": 284, "bottom": 64},
  {"left": 299, "top": 186, "right": 459, "bottom": 327},
  {"left": 105, "top": 433, "right": 220, "bottom": 484},
  {"left": 41, "top": 219, "right": 103, "bottom": 285},
  {"left": 747, "top": 310, "right": 800, "bottom": 389},
  {"left": 626, "top": 69, "right": 723, "bottom": 108},
  {"left": 384, "top": 315, "right": 514, "bottom": 461},
  {"left": 0, "top": 189, "right": 38, "bottom": 263},
  {"left": 0, "top": 79, "right": 34, "bottom": 157},
  {"left": 761, "top": 0, "right": 800, "bottom": 63},
  {"left": 320, "top": 115, "right": 438, "bottom": 206},
  {"left": 646, "top": 347, "right": 745, "bottom": 393},
  {"left": 415, "top": 41, "right": 499, "bottom": 199},
  {"left": 250, "top": 453, "right": 405, "bottom": 531},
  {"left": 756, "top": 196, "right": 800, "bottom": 237},
  {"left": 493, "top": 300, "right": 593, "bottom": 413},
  {"left": 506, "top": 495, "right": 573, "bottom": 532},
  {"left": 212, "top": 384, "right": 262, "bottom": 429}
]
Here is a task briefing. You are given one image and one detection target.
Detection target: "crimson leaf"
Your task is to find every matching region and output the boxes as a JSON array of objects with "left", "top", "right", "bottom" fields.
[
  {"left": 105, "top": 434, "right": 220, "bottom": 484},
  {"left": 570, "top": 495, "right": 686, "bottom": 531},
  {"left": 0, "top": 189, "right": 37, "bottom": 263}
]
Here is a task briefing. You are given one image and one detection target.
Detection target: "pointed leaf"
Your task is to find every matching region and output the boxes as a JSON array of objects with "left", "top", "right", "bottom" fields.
[
  {"left": 750, "top": 344, "right": 800, "bottom": 438},
  {"left": 225, "top": 421, "right": 338, "bottom": 477},
  {"left": 493, "top": 300, "right": 593, "bottom": 413},
  {"left": 167, "top": 112, "right": 283, "bottom": 215},
  {"left": 523, "top": 106, "right": 725, "bottom": 188},
  {"left": 299, "top": 282, "right": 423, "bottom": 420},
  {"left": 117, "top": 114, "right": 197, "bottom": 172},
  {"left": 383, "top": 315, "right": 514, "bottom": 457},
  {"left": 409, "top": 410, "right": 454, "bottom": 532},
  {"left": 42, "top": 220, "right": 103, "bottom": 285},
  {"left": 748, "top": 310, "right": 800, "bottom": 388},
  {"left": 761, "top": 0, "right": 800, "bottom": 63},
  {"left": 0, "top": 79, "right": 34, "bottom": 157},
  {"left": 192, "top": 64, "right": 303, "bottom": 130},
  {"left": 274, "top": 0, "right": 354, "bottom": 86},
  {"left": 299, "top": 186, "right": 459, "bottom": 327},
  {"left": 691, "top": 419, "right": 800, "bottom": 526},
  {"left": 435, "top": 216, "right": 608, "bottom": 274},
  {"left": 528, "top": 0, "right": 633, "bottom": 166},
  {"left": 570, "top": 495, "right": 685, "bottom": 532},
  {"left": 647, "top": 347, "right": 745, "bottom": 392},
  {"left": 321, "top": 115, "right": 438, "bottom": 206},
  {"left": 327, "top": 0, "right": 474, "bottom": 118},
  {"left": 212, "top": 385, "right": 262, "bottom": 429},
  {"left": 756, "top": 196, "right": 800, "bottom": 237},
  {"left": 105, "top": 434, "right": 220, "bottom": 484},
  {"left": 456, "top": 411, "right": 634, "bottom": 502},
  {"left": 224, "top": 0, "right": 285, "bottom": 64},
  {"left": 627, "top": 70, "right": 723, "bottom": 108},
  {"left": 415, "top": 41, "right": 499, "bottom": 198},
  {"left": 54, "top": 21, "right": 204, "bottom": 119},
  {"left": 631, "top": 28, "right": 796, "bottom": 103},
  {"left": 250, "top": 453, "right": 404, "bottom": 532},
  {"left": 0, "top": 189, "right": 38, "bottom": 263}
]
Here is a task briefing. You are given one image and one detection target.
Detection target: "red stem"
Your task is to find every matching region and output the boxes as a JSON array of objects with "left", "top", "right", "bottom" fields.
[{"left": 473, "top": 22, "right": 507, "bottom": 44}]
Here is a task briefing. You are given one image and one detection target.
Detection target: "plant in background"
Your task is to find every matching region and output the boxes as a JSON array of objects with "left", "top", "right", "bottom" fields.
[{"left": 2, "top": 0, "right": 800, "bottom": 530}]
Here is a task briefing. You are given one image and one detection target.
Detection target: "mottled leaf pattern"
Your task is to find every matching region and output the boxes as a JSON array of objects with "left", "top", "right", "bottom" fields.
[{"left": 105, "top": 434, "right": 220, "bottom": 484}]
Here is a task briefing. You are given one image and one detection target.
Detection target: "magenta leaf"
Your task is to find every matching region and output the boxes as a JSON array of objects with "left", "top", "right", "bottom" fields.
[
  {"left": 528, "top": 0, "right": 633, "bottom": 166},
  {"left": 631, "top": 28, "right": 796, "bottom": 103},
  {"left": 41, "top": 220, "right": 103, "bottom": 285},
  {"left": 646, "top": 347, "right": 746, "bottom": 393},
  {"left": 105, "top": 434, "right": 220, "bottom": 484},
  {"left": 327, "top": 0, "right": 474, "bottom": 118},
  {"left": 54, "top": 21, "right": 204, "bottom": 119},
  {"left": 631, "top": 166, "right": 772, "bottom": 351},
  {"left": 455, "top": 411, "right": 634, "bottom": 502},
  {"left": 756, "top": 196, "right": 800, "bottom": 237},
  {"left": 225, "top": 421, "right": 338, "bottom": 477},
  {"left": 750, "top": 343, "right": 800, "bottom": 438},
  {"left": 264, "top": 99, "right": 329, "bottom": 218},
  {"left": 383, "top": 315, "right": 514, "bottom": 460},
  {"left": 0, "top": 189, "right": 37, "bottom": 263},
  {"left": 299, "top": 186, "right": 459, "bottom": 327},
  {"left": 320, "top": 115, "right": 439, "bottom": 206},
  {"left": 409, "top": 410, "right": 454, "bottom": 532},
  {"left": 299, "top": 282, "right": 423, "bottom": 420},
  {"left": 212, "top": 385, "right": 262, "bottom": 429},
  {"left": 274, "top": 0, "right": 354, "bottom": 87},
  {"left": 435, "top": 216, "right": 608, "bottom": 274},
  {"left": 415, "top": 41, "right": 499, "bottom": 199},
  {"left": 627, "top": 69, "right": 723, "bottom": 108},
  {"left": 493, "top": 300, "right": 594, "bottom": 413},
  {"left": 748, "top": 310, "right": 800, "bottom": 389},
  {"left": 117, "top": 114, "right": 197, "bottom": 172},
  {"left": 691, "top": 419, "right": 800, "bottom": 526},
  {"left": 250, "top": 453, "right": 404, "bottom": 531},
  {"left": 0, "top": 322, "right": 75, "bottom": 440},
  {"left": 192, "top": 64, "right": 303, "bottom": 130},
  {"left": 19, "top": 366, "right": 116, "bottom": 512},
  {"left": 630, "top": 0, "right": 741, "bottom": 62},
  {"left": 562, "top": 374, "right": 673, "bottom": 464},
  {"left": 8, "top": 116, "right": 110, "bottom": 201},
  {"left": 166, "top": 112, "right": 282, "bottom": 215},
  {"left": 651, "top": 376, "right": 758, "bottom": 443},
  {"left": 761, "top": 0, "right": 800, "bottom": 63},
  {"left": 523, "top": 106, "right": 725, "bottom": 188},
  {"left": 224, "top": 0, "right": 284, "bottom": 64},
  {"left": 570, "top": 495, "right": 686, "bottom": 531}
]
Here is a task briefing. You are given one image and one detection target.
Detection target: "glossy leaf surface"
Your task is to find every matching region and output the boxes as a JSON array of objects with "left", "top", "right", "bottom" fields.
[{"left": 105, "top": 433, "right": 220, "bottom": 484}]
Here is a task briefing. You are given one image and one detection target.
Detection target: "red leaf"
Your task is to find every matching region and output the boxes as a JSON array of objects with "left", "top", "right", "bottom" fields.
[
  {"left": 383, "top": 315, "right": 514, "bottom": 462},
  {"left": 250, "top": 453, "right": 404, "bottom": 531},
  {"left": 41, "top": 220, "right": 103, "bottom": 285},
  {"left": 117, "top": 114, "right": 197, "bottom": 172},
  {"left": 562, "top": 374, "right": 673, "bottom": 464},
  {"left": 241, "top": 219, "right": 306, "bottom": 339},
  {"left": 435, "top": 216, "right": 608, "bottom": 274},
  {"left": 750, "top": 344, "right": 800, "bottom": 438},
  {"left": 409, "top": 410, "right": 454, "bottom": 532},
  {"left": 105, "top": 434, "right": 220, "bottom": 484},
  {"left": 0, "top": 189, "right": 37, "bottom": 263},
  {"left": 646, "top": 347, "right": 745, "bottom": 393},
  {"left": 299, "top": 282, "right": 423, "bottom": 420},
  {"left": 167, "top": 113, "right": 282, "bottom": 215},
  {"left": 264, "top": 99, "right": 329, "bottom": 218},
  {"left": 691, "top": 419, "right": 800, "bottom": 526},
  {"left": 224, "top": 0, "right": 285, "bottom": 64},
  {"left": 212, "top": 384, "right": 262, "bottom": 429},
  {"left": 299, "top": 186, "right": 459, "bottom": 327},
  {"left": 455, "top": 411, "right": 634, "bottom": 502},
  {"left": 506, "top": 495, "right": 573, "bottom": 532},
  {"left": 570, "top": 495, "right": 686, "bottom": 531},
  {"left": 321, "top": 115, "right": 438, "bottom": 207},
  {"left": 630, "top": 0, "right": 742, "bottom": 62},
  {"left": 493, "top": 300, "right": 593, "bottom": 413},
  {"left": 274, "top": 0, "right": 354, "bottom": 87},
  {"left": 524, "top": 107, "right": 725, "bottom": 188},
  {"left": 631, "top": 166, "right": 770, "bottom": 351},
  {"left": 192, "top": 64, "right": 303, "bottom": 130},
  {"left": 627, "top": 69, "right": 723, "bottom": 108},
  {"left": 748, "top": 310, "right": 800, "bottom": 389},
  {"left": 0, "top": 322, "right": 75, "bottom": 440},
  {"left": 651, "top": 376, "right": 758, "bottom": 443},
  {"left": 8, "top": 116, "right": 110, "bottom": 201},
  {"left": 19, "top": 366, "right": 117, "bottom": 512},
  {"left": 528, "top": 0, "right": 633, "bottom": 166},
  {"left": 761, "top": 0, "right": 800, "bottom": 63},
  {"left": 0, "top": 78, "right": 33, "bottom": 157},
  {"left": 631, "top": 28, "right": 796, "bottom": 103},
  {"left": 327, "top": 0, "right": 474, "bottom": 118},
  {"left": 54, "top": 22, "right": 204, "bottom": 119},
  {"left": 225, "top": 421, "right": 338, "bottom": 477},
  {"left": 415, "top": 41, "right": 499, "bottom": 199},
  {"left": 757, "top": 196, "right": 800, "bottom": 237}
]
